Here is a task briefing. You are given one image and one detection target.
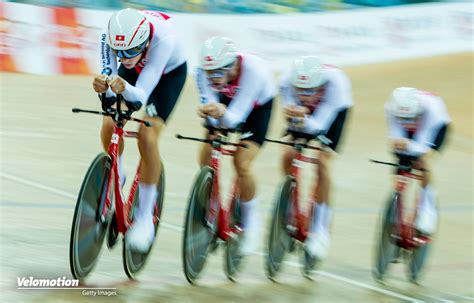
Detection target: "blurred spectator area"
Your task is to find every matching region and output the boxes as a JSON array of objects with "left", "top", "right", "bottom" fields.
[{"left": 6, "top": 0, "right": 440, "bottom": 12}]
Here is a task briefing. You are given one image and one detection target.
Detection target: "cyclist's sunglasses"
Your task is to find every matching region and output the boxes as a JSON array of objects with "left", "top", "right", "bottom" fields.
[
  {"left": 295, "top": 87, "right": 323, "bottom": 96},
  {"left": 112, "top": 41, "right": 147, "bottom": 59},
  {"left": 205, "top": 63, "right": 234, "bottom": 79},
  {"left": 397, "top": 117, "right": 419, "bottom": 125}
]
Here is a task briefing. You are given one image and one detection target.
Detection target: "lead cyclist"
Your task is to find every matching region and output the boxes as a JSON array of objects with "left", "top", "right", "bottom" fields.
[{"left": 92, "top": 8, "right": 187, "bottom": 253}]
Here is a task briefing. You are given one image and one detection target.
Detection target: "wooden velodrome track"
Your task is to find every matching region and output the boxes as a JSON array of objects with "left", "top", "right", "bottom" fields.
[{"left": 0, "top": 53, "right": 472, "bottom": 302}]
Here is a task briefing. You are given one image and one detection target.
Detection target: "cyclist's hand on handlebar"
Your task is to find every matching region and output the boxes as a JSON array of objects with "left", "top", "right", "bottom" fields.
[
  {"left": 198, "top": 103, "right": 226, "bottom": 119},
  {"left": 393, "top": 138, "right": 409, "bottom": 151},
  {"left": 283, "top": 105, "right": 309, "bottom": 119},
  {"left": 92, "top": 75, "right": 109, "bottom": 93},
  {"left": 197, "top": 105, "right": 208, "bottom": 118},
  {"left": 108, "top": 76, "right": 126, "bottom": 95}
]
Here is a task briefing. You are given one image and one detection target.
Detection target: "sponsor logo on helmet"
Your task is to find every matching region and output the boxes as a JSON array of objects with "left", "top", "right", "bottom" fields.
[
  {"left": 113, "top": 43, "right": 127, "bottom": 47},
  {"left": 205, "top": 56, "right": 214, "bottom": 62},
  {"left": 299, "top": 75, "right": 308, "bottom": 80},
  {"left": 115, "top": 35, "right": 125, "bottom": 41}
]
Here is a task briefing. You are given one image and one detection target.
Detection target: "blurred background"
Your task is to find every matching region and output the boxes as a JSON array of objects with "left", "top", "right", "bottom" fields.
[
  {"left": 1, "top": 0, "right": 472, "bottom": 303},
  {"left": 5, "top": 0, "right": 446, "bottom": 13}
]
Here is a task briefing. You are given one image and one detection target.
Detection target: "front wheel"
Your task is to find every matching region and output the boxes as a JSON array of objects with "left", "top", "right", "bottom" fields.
[
  {"left": 224, "top": 193, "right": 243, "bottom": 282},
  {"left": 182, "top": 166, "right": 216, "bottom": 284},
  {"left": 69, "top": 153, "right": 112, "bottom": 280},
  {"left": 265, "top": 176, "right": 294, "bottom": 281},
  {"left": 123, "top": 162, "right": 166, "bottom": 279},
  {"left": 373, "top": 193, "right": 401, "bottom": 283}
]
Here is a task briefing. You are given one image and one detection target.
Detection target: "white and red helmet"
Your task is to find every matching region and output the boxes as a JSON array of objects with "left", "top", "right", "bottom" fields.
[
  {"left": 200, "top": 36, "right": 237, "bottom": 70},
  {"left": 389, "top": 87, "right": 423, "bottom": 119},
  {"left": 291, "top": 56, "right": 327, "bottom": 89},
  {"left": 107, "top": 8, "right": 150, "bottom": 54}
]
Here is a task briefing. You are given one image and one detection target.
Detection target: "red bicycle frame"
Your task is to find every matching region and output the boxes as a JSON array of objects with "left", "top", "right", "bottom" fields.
[
  {"left": 393, "top": 171, "right": 430, "bottom": 249},
  {"left": 176, "top": 130, "right": 249, "bottom": 242},
  {"left": 207, "top": 142, "right": 241, "bottom": 242},
  {"left": 99, "top": 125, "right": 143, "bottom": 233},
  {"left": 72, "top": 103, "right": 156, "bottom": 237},
  {"left": 288, "top": 147, "right": 321, "bottom": 243}
]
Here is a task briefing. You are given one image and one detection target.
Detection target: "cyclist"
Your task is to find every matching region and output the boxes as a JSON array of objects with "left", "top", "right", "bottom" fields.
[
  {"left": 92, "top": 8, "right": 187, "bottom": 253},
  {"left": 385, "top": 87, "right": 450, "bottom": 235},
  {"left": 279, "top": 56, "right": 352, "bottom": 260},
  {"left": 195, "top": 36, "right": 276, "bottom": 255}
]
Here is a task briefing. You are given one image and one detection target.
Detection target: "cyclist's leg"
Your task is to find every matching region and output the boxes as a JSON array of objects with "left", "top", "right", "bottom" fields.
[
  {"left": 282, "top": 145, "right": 297, "bottom": 175},
  {"left": 235, "top": 99, "right": 273, "bottom": 203},
  {"left": 137, "top": 62, "right": 186, "bottom": 209},
  {"left": 234, "top": 99, "right": 273, "bottom": 254},
  {"left": 127, "top": 63, "right": 187, "bottom": 252},
  {"left": 311, "top": 108, "right": 348, "bottom": 221},
  {"left": 314, "top": 151, "right": 332, "bottom": 206},
  {"left": 307, "top": 108, "right": 349, "bottom": 258},
  {"left": 138, "top": 118, "right": 164, "bottom": 185},
  {"left": 199, "top": 132, "right": 213, "bottom": 167},
  {"left": 415, "top": 124, "right": 448, "bottom": 235},
  {"left": 306, "top": 151, "right": 333, "bottom": 258},
  {"left": 234, "top": 141, "right": 260, "bottom": 254},
  {"left": 234, "top": 141, "right": 260, "bottom": 202},
  {"left": 137, "top": 61, "right": 187, "bottom": 186},
  {"left": 417, "top": 124, "right": 448, "bottom": 187}
]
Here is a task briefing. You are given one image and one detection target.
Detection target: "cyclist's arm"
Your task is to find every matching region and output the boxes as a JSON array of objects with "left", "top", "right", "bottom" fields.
[
  {"left": 195, "top": 68, "right": 220, "bottom": 127},
  {"left": 195, "top": 68, "right": 220, "bottom": 105},
  {"left": 304, "top": 74, "right": 351, "bottom": 134},
  {"left": 386, "top": 108, "right": 405, "bottom": 139},
  {"left": 279, "top": 73, "right": 297, "bottom": 108},
  {"left": 99, "top": 32, "right": 119, "bottom": 98},
  {"left": 121, "top": 36, "right": 175, "bottom": 105},
  {"left": 408, "top": 105, "right": 444, "bottom": 155},
  {"left": 221, "top": 73, "right": 260, "bottom": 129}
]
